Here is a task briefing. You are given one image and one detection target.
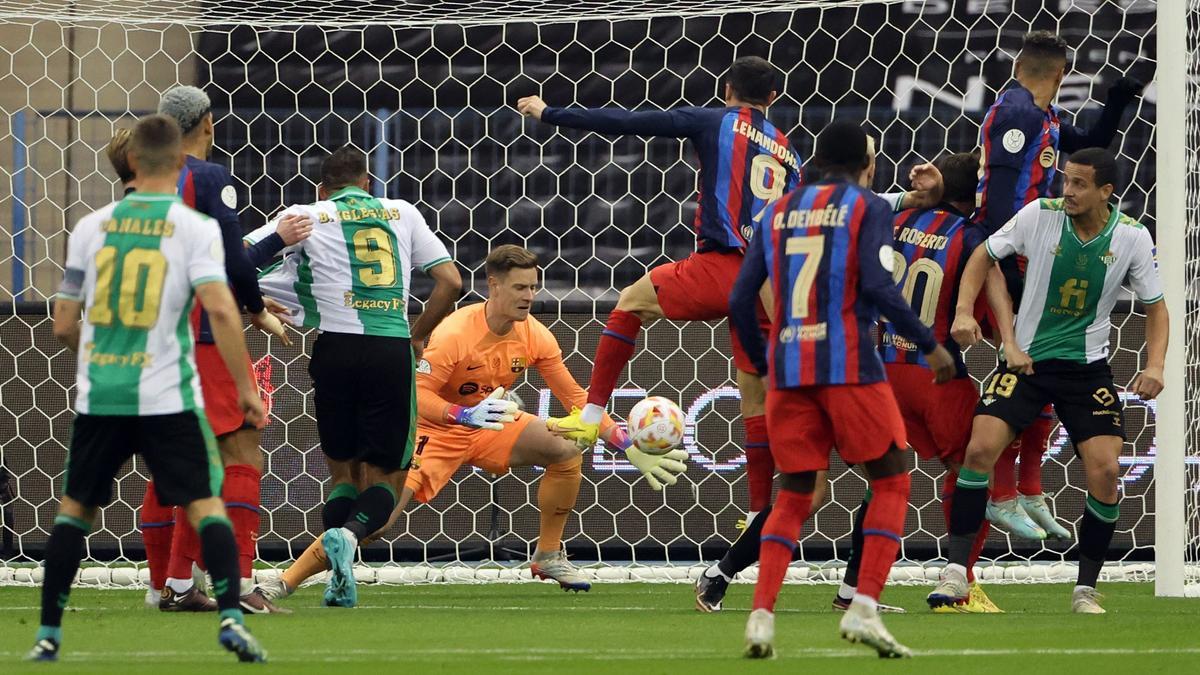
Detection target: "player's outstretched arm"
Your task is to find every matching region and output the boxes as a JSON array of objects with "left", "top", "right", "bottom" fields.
[
  {"left": 517, "top": 95, "right": 696, "bottom": 138},
  {"left": 243, "top": 212, "right": 313, "bottom": 268},
  {"left": 1132, "top": 300, "right": 1168, "bottom": 400},
  {"left": 196, "top": 281, "right": 265, "bottom": 428},
  {"left": 1059, "top": 77, "right": 1145, "bottom": 153},
  {"left": 409, "top": 261, "right": 462, "bottom": 358}
]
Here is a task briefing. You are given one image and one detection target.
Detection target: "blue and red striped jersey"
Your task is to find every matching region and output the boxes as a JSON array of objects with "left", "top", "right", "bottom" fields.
[
  {"left": 975, "top": 85, "right": 1061, "bottom": 233},
  {"left": 879, "top": 206, "right": 984, "bottom": 378},
  {"left": 732, "top": 180, "right": 937, "bottom": 388},
  {"left": 540, "top": 105, "right": 802, "bottom": 251},
  {"left": 178, "top": 155, "right": 264, "bottom": 341}
]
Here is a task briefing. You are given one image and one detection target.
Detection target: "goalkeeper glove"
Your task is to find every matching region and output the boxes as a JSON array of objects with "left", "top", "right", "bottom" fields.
[
  {"left": 447, "top": 387, "right": 519, "bottom": 431},
  {"left": 1107, "top": 76, "right": 1145, "bottom": 107},
  {"left": 625, "top": 445, "right": 689, "bottom": 491}
]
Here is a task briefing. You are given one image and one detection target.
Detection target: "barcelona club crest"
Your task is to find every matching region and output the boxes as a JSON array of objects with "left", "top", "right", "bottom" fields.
[{"left": 510, "top": 357, "right": 528, "bottom": 373}]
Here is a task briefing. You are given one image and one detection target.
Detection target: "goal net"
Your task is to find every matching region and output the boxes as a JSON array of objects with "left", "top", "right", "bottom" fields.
[{"left": 0, "top": 0, "right": 1186, "bottom": 588}]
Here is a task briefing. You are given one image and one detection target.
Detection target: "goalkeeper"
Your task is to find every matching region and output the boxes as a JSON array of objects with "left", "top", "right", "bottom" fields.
[{"left": 256, "top": 245, "right": 686, "bottom": 599}]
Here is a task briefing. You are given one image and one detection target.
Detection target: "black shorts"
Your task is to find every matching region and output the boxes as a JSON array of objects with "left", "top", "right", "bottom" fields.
[
  {"left": 66, "top": 411, "right": 222, "bottom": 508},
  {"left": 309, "top": 331, "right": 416, "bottom": 472},
  {"left": 975, "top": 359, "right": 1124, "bottom": 444}
]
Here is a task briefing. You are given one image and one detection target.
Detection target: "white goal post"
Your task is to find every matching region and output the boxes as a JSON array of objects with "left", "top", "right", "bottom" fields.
[{"left": 0, "top": 0, "right": 1193, "bottom": 589}]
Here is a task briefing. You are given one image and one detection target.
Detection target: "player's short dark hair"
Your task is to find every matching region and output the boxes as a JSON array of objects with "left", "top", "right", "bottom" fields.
[
  {"left": 486, "top": 245, "right": 539, "bottom": 277},
  {"left": 129, "top": 114, "right": 182, "bottom": 176},
  {"left": 1019, "top": 30, "right": 1069, "bottom": 76},
  {"left": 321, "top": 145, "right": 368, "bottom": 191},
  {"left": 106, "top": 128, "right": 135, "bottom": 184},
  {"left": 812, "top": 119, "right": 870, "bottom": 175},
  {"left": 933, "top": 151, "right": 980, "bottom": 205},
  {"left": 1066, "top": 147, "right": 1119, "bottom": 189},
  {"left": 725, "top": 56, "right": 778, "bottom": 105}
]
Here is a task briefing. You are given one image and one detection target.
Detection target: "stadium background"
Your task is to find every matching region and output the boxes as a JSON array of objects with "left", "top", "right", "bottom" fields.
[{"left": 0, "top": 0, "right": 1160, "bottom": 565}]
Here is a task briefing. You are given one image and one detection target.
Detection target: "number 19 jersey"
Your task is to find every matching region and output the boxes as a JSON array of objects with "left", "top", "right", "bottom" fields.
[
  {"left": 253, "top": 186, "right": 452, "bottom": 338},
  {"left": 59, "top": 193, "right": 228, "bottom": 416}
]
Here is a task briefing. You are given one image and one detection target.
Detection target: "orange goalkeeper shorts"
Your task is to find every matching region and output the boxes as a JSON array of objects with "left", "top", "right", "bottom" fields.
[{"left": 404, "top": 412, "right": 535, "bottom": 503}]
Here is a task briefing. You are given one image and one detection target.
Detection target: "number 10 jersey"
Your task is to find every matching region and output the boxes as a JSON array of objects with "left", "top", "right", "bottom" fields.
[
  {"left": 253, "top": 186, "right": 452, "bottom": 339},
  {"left": 59, "top": 193, "right": 228, "bottom": 416}
]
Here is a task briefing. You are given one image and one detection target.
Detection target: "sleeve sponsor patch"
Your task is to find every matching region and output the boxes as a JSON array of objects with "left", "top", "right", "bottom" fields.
[
  {"left": 221, "top": 184, "right": 237, "bottom": 209},
  {"left": 1000, "top": 218, "right": 1017, "bottom": 234},
  {"left": 1001, "top": 129, "right": 1025, "bottom": 153},
  {"left": 879, "top": 245, "right": 895, "bottom": 273},
  {"left": 416, "top": 359, "right": 432, "bottom": 374}
]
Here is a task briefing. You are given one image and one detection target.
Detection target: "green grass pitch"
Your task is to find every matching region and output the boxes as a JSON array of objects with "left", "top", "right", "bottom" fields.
[{"left": 2, "top": 582, "right": 1197, "bottom": 673}]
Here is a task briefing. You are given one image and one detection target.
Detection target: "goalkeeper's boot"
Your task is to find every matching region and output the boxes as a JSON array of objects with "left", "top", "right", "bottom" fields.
[
  {"left": 1071, "top": 586, "right": 1106, "bottom": 614},
  {"left": 546, "top": 407, "right": 600, "bottom": 449},
  {"left": 743, "top": 608, "right": 775, "bottom": 659},
  {"left": 218, "top": 617, "right": 268, "bottom": 663},
  {"left": 254, "top": 578, "right": 294, "bottom": 602},
  {"left": 26, "top": 638, "right": 59, "bottom": 662},
  {"left": 241, "top": 587, "right": 292, "bottom": 614},
  {"left": 962, "top": 582, "right": 1003, "bottom": 613},
  {"left": 321, "top": 527, "right": 358, "bottom": 608},
  {"left": 839, "top": 600, "right": 912, "bottom": 659},
  {"left": 159, "top": 584, "right": 218, "bottom": 612},
  {"left": 986, "top": 498, "right": 1046, "bottom": 541},
  {"left": 1018, "top": 494, "right": 1072, "bottom": 540},
  {"left": 694, "top": 569, "right": 729, "bottom": 613},
  {"left": 833, "top": 594, "right": 906, "bottom": 613},
  {"left": 926, "top": 564, "right": 969, "bottom": 611},
  {"left": 530, "top": 550, "right": 591, "bottom": 592}
]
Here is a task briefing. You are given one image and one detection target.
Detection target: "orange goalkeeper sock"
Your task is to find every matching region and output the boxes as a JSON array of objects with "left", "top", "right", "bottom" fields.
[
  {"left": 535, "top": 455, "right": 583, "bottom": 554},
  {"left": 281, "top": 539, "right": 329, "bottom": 592}
]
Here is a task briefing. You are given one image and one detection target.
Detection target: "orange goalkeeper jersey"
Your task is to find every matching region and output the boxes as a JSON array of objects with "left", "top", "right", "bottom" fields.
[{"left": 415, "top": 302, "right": 612, "bottom": 434}]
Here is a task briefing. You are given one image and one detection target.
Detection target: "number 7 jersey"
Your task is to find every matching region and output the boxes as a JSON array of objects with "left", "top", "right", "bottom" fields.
[
  {"left": 59, "top": 193, "right": 228, "bottom": 416},
  {"left": 253, "top": 186, "right": 452, "bottom": 338}
]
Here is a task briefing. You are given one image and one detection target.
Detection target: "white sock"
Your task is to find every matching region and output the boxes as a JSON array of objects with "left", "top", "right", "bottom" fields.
[
  {"left": 851, "top": 593, "right": 878, "bottom": 613},
  {"left": 165, "top": 577, "right": 194, "bottom": 594},
  {"left": 704, "top": 564, "right": 731, "bottom": 582},
  {"left": 581, "top": 403, "right": 604, "bottom": 425},
  {"left": 1073, "top": 584, "right": 1094, "bottom": 594},
  {"left": 944, "top": 562, "right": 967, "bottom": 579},
  {"left": 340, "top": 527, "right": 359, "bottom": 549},
  {"left": 837, "top": 582, "right": 856, "bottom": 601}
]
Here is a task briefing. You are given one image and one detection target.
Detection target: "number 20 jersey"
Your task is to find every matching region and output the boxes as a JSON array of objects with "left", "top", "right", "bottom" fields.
[
  {"left": 60, "top": 194, "right": 228, "bottom": 416},
  {"left": 253, "top": 186, "right": 452, "bottom": 338},
  {"left": 879, "top": 206, "right": 984, "bottom": 378}
]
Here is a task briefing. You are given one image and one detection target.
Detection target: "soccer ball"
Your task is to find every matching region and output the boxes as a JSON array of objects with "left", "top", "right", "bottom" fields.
[{"left": 627, "top": 396, "right": 686, "bottom": 455}]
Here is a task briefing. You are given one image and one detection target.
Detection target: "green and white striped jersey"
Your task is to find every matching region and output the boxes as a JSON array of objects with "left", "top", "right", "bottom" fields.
[
  {"left": 249, "top": 187, "right": 451, "bottom": 338},
  {"left": 985, "top": 198, "right": 1162, "bottom": 364},
  {"left": 58, "top": 193, "right": 228, "bottom": 416}
]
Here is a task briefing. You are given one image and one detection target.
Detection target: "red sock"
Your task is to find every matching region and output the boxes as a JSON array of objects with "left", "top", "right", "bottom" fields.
[
  {"left": 222, "top": 464, "right": 262, "bottom": 579},
  {"left": 751, "top": 489, "right": 813, "bottom": 612},
  {"left": 587, "top": 310, "right": 642, "bottom": 408},
  {"left": 855, "top": 473, "right": 910, "bottom": 601},
  {"left": 943, "top": 471, "right": 990, "bottom": 583},
  {"left": 992, "top": 443, "right": 1019, "bottom": 501},
  {"left": 166, "top": 506, "right": 203, "bottom": 580},
  {"left": 139, "top": 482, "right": 175, "bottom": 591},
  {"left": 1018, "top": 415, "right": 1052, "bottom": 496},
  {"left": 744, "top": 415, "right": 773, "bottom": 513}
]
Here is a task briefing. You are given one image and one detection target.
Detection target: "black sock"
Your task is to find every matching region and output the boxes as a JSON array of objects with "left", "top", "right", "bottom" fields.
[
  {"left": 717, "top": 505, "right": 772, "bottom": 578},
  {"left": 343, "top": 483, "right": 396, "bottom": 540},
  {"left": 40, "top": 516, "right": 89, "bottom": 634},
  {"left": 322, "top": 483, "right": 359, "bottom": 530},
  {"left": 843, "top": 490, "right": 872, "bottom": 588},
  {"left": 197, "top": 515, "right": 244, "bottom": 622},
  {"left": 948, "top": 468, "right": 990, "bottom": 567},
  {"left": 1077, "top": 495, "right": 1119, "bottom": 588}
]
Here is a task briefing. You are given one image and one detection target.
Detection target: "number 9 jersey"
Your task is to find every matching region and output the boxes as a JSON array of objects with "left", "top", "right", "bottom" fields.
[
  {"left": 252, "top": 186, "right": 452, "bottom": 338},
  {"left": 879, "top": 205, "right": 985, "bottom": 378}
]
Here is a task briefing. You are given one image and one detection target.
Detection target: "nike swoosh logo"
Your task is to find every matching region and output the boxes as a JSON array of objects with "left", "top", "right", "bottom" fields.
[{"left": 466, "top": 364, "right": 484, "bottom": 371}]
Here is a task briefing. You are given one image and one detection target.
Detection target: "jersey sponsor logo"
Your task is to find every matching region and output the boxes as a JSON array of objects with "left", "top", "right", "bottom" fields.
[
  {"left": 85, "top": 344, "right": 153, "bottom": 368},
  {"left": 881, "top": 331, "right": 916, "bottom": 352},
  {"left": 778, "top": 323, "right": 827, "bottom": 343},
  {"left": 1002, "top": 128, "right": 1025, "bottom": 153},
  {"left": 459, "top": 382, "right": 479, "bottom": 396},
  {"left": 342, "top": 291, "right": 404, "bottom": 312},
  {"left": 221, "top": 184, "right": 237, "bottom": 209},
  {"left": 510, "top": 357, "right": 527, "bottom": 373},
  {"left": 416, "top": 359, "right": 432, "bottom": 374},
  {"left": 1039, "top": 147, "right": 1056, "bottom": 169}
]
